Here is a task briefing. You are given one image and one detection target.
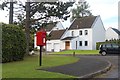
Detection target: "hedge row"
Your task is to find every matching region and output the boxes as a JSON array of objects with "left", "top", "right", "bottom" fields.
[
  {"left": 96, "top": 40, "right": 120, "bottom": 50},
  {"left": 2, "top": 23, "right": 26, "bottom": 63}
]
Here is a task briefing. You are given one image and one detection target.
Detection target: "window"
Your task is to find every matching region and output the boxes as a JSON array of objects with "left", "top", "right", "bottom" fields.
[
  {"left": 106, "top": 44, "right": 112, "bottom": 48},
  {"left": 56, "top": 28, "right": 59, "bottom": 30},
  {"left": 72, "top": 31, "right": 74, "bottom": 36},
  {"left": 76, "top": 41, "right": 77, "bottom": 49},
  {"left": 112, "top": 44, "right": 119, "bottom": 48},
  {"left": 79, "top": 41, "right": 82, "bottom": 46},
  {"left": 102, "top": 44, "right": 106, "bottom": 48},
  {"left": 85, "top": 30, "right": 88, "bottom": 35},
  {"left": 85, "top": 41, "right": 88, "bottom": 46},
  {"left": 79, "top": 30, "right": 82, "bottom": 35}
]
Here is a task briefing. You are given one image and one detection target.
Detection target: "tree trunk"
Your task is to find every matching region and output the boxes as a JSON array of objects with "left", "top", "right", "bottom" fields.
[
  {"left": 25, "top": 2, "right": 30, "bottom": 55},
  {"left": 9, "top": 0, "right": 13, "bottom": 24}
]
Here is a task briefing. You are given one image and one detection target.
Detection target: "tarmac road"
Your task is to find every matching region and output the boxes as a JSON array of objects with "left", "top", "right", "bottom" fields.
[
  {"left": 92, "top": 55, "right": 119, "bottom": 78},
  {"left": 40, "top": 55, "right": 111, "bottom": 78}
]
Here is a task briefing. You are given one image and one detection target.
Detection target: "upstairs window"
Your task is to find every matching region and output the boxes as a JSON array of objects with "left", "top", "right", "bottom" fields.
[
  {"left": 79, "top": 30, "right": 82, "bottom": 35},
  {"left": 72, "top": 31, "right": 74, "bottom": 36},
  {"left": 85, "top": 30, "right": 88, "bottom": 35}
]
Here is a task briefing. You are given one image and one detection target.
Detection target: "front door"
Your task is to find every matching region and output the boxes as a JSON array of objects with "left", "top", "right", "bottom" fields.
[{"left": 65, "top": 41, "right": 70, "bottom": 50}]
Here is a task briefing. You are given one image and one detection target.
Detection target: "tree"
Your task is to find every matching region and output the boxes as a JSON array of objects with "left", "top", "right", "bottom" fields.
[
  {"left": 25, "top": 2, "right": 74, "bottom": 54},
  {"left": 71, "top": 0, "right": 92, "bottom": 21},
  {"left": 9, "top": 0, "right": 14, "bottom": 24},
  {"left": 0, "top": 0, "right": 25, "bottom": 24},
  {"left": 25, "top": 2, "right": 31, "bottom": 55},
  {"left": 0, "top": 0, "right": 14, "bottom": 24},
  {"left": 0, "top": 1, "right": 74, "bottom": 54}
]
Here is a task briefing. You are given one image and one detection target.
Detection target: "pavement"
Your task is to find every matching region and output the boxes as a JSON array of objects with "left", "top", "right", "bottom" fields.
[{"left": 40, "top": 55, "right": 112, "bottom": 78}]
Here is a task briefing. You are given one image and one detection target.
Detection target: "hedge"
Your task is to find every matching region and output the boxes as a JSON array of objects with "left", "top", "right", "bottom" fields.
[
  {"left": 2, "top": 23, "right": 26, "bottom": 63},
  {"left": 96, "top": 40, "right": 120, "bottom": 50}
]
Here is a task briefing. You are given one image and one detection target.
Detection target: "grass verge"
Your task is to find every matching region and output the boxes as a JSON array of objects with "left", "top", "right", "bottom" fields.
[
  {"left": 52, "top": 50, "right": 99, "bottom": 55},
  {"left": 2, "top": 55, "right": 79, "bottom": 78}
]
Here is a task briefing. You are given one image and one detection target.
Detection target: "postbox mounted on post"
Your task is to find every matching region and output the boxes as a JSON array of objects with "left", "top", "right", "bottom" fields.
[
  {"left": 36, "top": 28, "right": 47, "bottom": 66},
  {"left": 36, "top": 29, "right": 46, "bottom": 46}
]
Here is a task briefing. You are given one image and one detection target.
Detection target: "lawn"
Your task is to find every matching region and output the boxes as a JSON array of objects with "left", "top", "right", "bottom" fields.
[
  {"left": 2, "top": 55, "right": 79, "bottom": 78},
  {"left": 52, "top": 50, "right": 99, "bottom": 55}
]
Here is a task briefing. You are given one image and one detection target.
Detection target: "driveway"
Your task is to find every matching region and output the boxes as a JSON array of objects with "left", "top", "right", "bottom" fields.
[{"left": 40, "top": 55, "right": 111, "bottom": 78}]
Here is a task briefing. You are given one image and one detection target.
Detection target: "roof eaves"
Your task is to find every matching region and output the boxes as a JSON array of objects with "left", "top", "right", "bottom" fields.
[
  {"left": 112, "top": 28, "right": 120, "bottom": 35},
  {"left": 91, "top": 16, "right": 98, "bottom": 28},
  {"left": 68, "top": 18, "right": 76, "bottom": 30}
]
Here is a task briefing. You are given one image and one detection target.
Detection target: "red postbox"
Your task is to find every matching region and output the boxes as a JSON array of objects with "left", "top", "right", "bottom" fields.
[{"left": 36, "top": 29, "right": 46, "bottom": 46}]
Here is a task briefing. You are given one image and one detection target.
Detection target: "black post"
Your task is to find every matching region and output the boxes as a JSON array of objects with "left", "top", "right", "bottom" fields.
[
  {"left": 73, "top": 52, "right": 75, "bottom": 56},
  {"left": 40, "top": 46, "right": 42, "bottom": 66}
]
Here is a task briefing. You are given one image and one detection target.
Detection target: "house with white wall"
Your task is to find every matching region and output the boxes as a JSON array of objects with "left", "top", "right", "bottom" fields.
[
  {"left": 45, "top": 21, "right": 64, "bottom": 34},
  {"left": 45, "top": 16, "right": 106, "bottom": 52},
  {"left": 61, "top": 15, "right": 106, "bottom": 50},
  {"left": 34, "top": 21, "right": 64, "bottom": 49},
  {"left": 106, "top": 27, "right": 120, "bottom": 40},
  {"left": 34, "top": 16, "right": 106, "bottom": 52},
  {"left": 47, "top": 29, "right": 66, "bottom": 52}
]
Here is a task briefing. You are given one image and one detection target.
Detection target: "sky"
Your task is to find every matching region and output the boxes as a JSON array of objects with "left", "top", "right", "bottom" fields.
[
  {"left": 0, "top": 0, "right": 119, "bottom": 30},
  {"left": 87, "top": 0, "right": 119, "bottom": 30}
]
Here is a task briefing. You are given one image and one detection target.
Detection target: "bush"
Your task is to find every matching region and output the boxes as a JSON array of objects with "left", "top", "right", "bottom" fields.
[
  {"left": 2, "top": 23, "right": 26, "bottom": 63},
  {"left": 96, "top": 39, "right": 120, "bottom": 50}
]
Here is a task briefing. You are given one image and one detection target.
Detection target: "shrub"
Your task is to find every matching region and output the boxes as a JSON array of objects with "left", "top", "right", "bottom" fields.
[
  {"left": 2, "top": 23, "right": 26, "bottom": 63},
  {"left": 96, "top": 39, "right": 120, "bottom": 50}
]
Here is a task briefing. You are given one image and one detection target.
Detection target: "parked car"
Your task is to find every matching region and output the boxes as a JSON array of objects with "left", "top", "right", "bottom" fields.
[{"left": 99, "top": 43, "right": 120, "bottom": 55}]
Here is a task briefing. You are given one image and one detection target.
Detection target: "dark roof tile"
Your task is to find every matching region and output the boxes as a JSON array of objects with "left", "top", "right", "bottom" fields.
[
  {"left": 112, "top": 28, "right": 120, "bottom": 35},
  {"left": 48, "top": 30, "right": 66, "bottom": 40},
  {"left": 45, "top": 22, "right": 57, "bottom": 31},
  {"left": 69, "top": 16, "right": 97, "bottom": 30}
]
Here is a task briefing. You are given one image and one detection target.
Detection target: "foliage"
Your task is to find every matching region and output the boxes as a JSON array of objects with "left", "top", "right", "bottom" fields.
[
  {"left": 0, "top": 1, "right": 74, "bottom": 29},
  {"left": 2, "top": 23, "right": 26, "bottom": 63},
  {"left": 1, "top": 1, "right": 74, "bottom": 54},
  {"left": 2, "top": 55, "right": 79, "bottom": 78},
  {"left": 96, "top": 39, "right": 120, "bottom": 50},
  {"left": 71, "top": 0, "right": 92, "bottom": 21}
]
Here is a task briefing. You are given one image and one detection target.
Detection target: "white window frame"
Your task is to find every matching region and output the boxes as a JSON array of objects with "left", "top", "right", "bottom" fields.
[
  {"left": 85, "top": 30, "right": 88, "bottom": 35},
  {"left": 85, "top": 41, "right": 88, "bottom": 46},
  {"left": 71, "top": 31, "right": 74, "bottom": 36},
  {"left": 79, "top": 41, "right": 82, "bottom": 46},
  {"left": 79, "top": 30, "right": 82, "bottom": 35}
]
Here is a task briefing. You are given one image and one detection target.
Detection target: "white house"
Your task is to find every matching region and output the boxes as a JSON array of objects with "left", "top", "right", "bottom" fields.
[
  {"left": 106, "top": 27, "right": 120, "bottom": 40},
  {"left": 47, "top": 29, "right": 66, "bottom": 52},
  {"left": 61, "top": 15, "right": 106, "bottom": 50},
  {"left": 34, "top": 21, "right": 64, "bottom": 49},
  {"left": 45, "top": 16, "right": 106, "bottom": 52},
  {"left": 45, "top": 21, "right": 65, "bottom": 34}
]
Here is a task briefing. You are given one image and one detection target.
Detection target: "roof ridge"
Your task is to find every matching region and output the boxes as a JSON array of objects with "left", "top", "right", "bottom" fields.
[{"left": 68, "top": 16, "right": 98, "bottom": 30}]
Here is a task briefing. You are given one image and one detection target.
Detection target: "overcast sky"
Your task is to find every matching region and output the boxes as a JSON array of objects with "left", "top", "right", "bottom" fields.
[
  {"left": 87, "top": 0, "right": 119, "bottom": 30},
  {"left": 0, "top": 0, "right": 119, "bottom": 30}
]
